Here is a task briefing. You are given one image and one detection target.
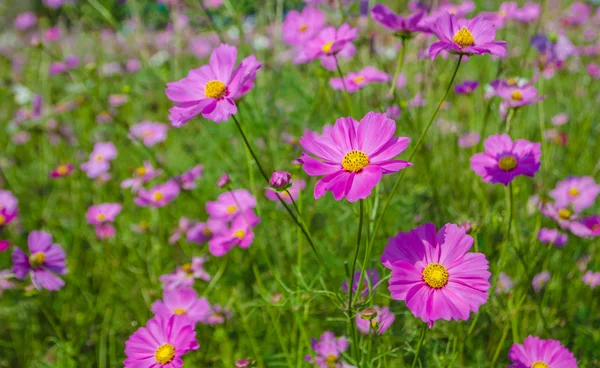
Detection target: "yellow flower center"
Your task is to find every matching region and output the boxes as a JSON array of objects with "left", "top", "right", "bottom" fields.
[
  {"left": 182, "top": 263, "right": 193, "bottom": 274},
  {"left": 322, "top": 41, "right": 334, "bottom": 53},
  {"left": 498, "top": 156, "right": 517, "bottom": 171},
  {"left": 96, "top": 213, "right": 106, "bottom": 221},
  {"left": 226, "top": 205, "right": 237, "bottom": 214},
  {"left": 371, "top": 320, "right": 380, "bottom": 329},
  {"left": 342, "top": 150, "right": 370, "bottom": 172},
  {"left": 202, "top": 227, "right": 212, "bottom": 235},
  {"left": 558, "top": 208, "right": 572, "bottom": 220},
  {"left": 95, "top": 155, "right": 104, "bottom": 162},
  {"left": 57, "top": 165, "right": 69, "bottom": 175},
  {"left": 234, "top": 229, "right": 245, "bottom": 239},
  {"left": 136, "top": 167, "right": 147, "bottom": 176},
  {"left": 143, "top": 130, "right": 153, "bottom": 138},
  {"left": 154, "top": 343, "right": 175, "bottom": 365},
  {"left": 29, "top": 252, "right": 46, "bottom": 268},
  {"left": 205, "top": 80, "right": 227, "bottom": 99},
  {"left": 299, "top": 24, "right": 308, "bottom": 32},
  {"left": 498, "top": 9, "right": 507, "bottom": 17},
  {"left": 153, "top": 191, "right": 164, "bottom": 202},
  {"left": 592, "top": 224, "right": 599, "bottom": 231},
  {"left": 511, "top": 91, "right": 523, "bottom": 101},
  {"left": 452, "top": 27, "right": 475, "bottom": 48},
  {"left": 353, "top": 76, "right": 366, "bottom": 84},
  {"left": 568, "top": 187, "right": 579, "bottom": 196},
  {"left": 531, "top": 362, "right": 549, "bottom": 368},
  {"left": 173, "top": 308, "right": 186, "bottom": 315},
  {"left": 422, "top": 263, "right": 449, "bottom": 289},
  {"left": 0, "top": 214, "right": 5, "bottom": 226},
  {"left": 325, "top": 355, "right": 337, "bottom": 367}
]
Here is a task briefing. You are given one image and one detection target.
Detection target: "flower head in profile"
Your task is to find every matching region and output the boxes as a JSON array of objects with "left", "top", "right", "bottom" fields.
[
  {"left": 265, "top": 179, "right": 306, "bottom": 204},
  {"left": 187, "top": 219, "right": 227, "bottom": 245},
  {"left": 356, "top": 306, "right": 395, "bottom": 335},
  {"left": 151, "top": 288, "right": 211, "bottom": 324},
  {"left": 130, "top": 121, "right": 168, "bottom": 147},
  {"left": 550, "top": 176, "right": 600, "bottom": 213},
  {"left": 208, "top": 210, "right": 260, "bottom": 256},
  {"left": 537, "top": 228, "right": 568, "bottom": 246},
  {"left": 177, "top": 164, "right": 204, "bottom": 190},
  {"left": 121, "top": 161, "right": 162, "bottom": 193},
  {"left": 470, "top": 134, "right": 541, "bottom": 186},
  {"left": 282, "top": 7, "right": 325, "bottom": 46},
  {"left": 454, "top": 80, "right": 479, "bottom": 94},
  {"left": 12, "top": 231, "right": 67, "bottom": 291},
  {"left": 135, "top": 180, "right": 180, "bottom": 208},
  {"left": 299, "top": 112, "right": 412, "bottom": 202},
  {"left": 86, "top": 203, "right": 122, "bottom": 225},
  {"left": 159, "top": 256, "right": 212, "bottom": 291},
  {"left": 306, "top": 332, "right": 352, "bottom": 368},
  {"left": 330, "top": 67, "right": 389, "bottom": 93},
  {"left": 166, "top": 44, "right": 262, "bottom": 125},
  {"left": 0, "top": 190, "right": 19, "bottom": 228},
  {"left": 382, "top": 223, "right": 490, "bottom": 327},
  {"left": 508, "top": 336, "right": 577, "bottom": 368},
  {"left": 371, "top": 5, "right": 427, "bottom": 35},
  {"left": 206, "top": 189, "right": 257, "bottom": 221},
  {"left": 532, "top": 271, "right": 550, "bottom": 292},
  {"left": 124, "top": 314, "right": 199, "bottom": 368},
  {"left": 582, "top": 215, "right": 600, "bottom": 237},
  {"left": 428, "top": 12, "right": 507, "bottom": 59}
]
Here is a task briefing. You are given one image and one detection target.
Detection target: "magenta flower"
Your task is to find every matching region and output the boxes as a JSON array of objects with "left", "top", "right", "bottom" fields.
[
  {"left": 537, "top": 228, "right": 568, "bottom": 246},
  {"left": 551, "top": 113, "right": 568, "bottom": 126},
  {"left": 265, "top": 179, "right": 306, "bottom": 204},
  {"left": 382, "top": 223, "right": 490, "bottom": 327},
  {"left": 550, "top": 176, "right": 600, "bottom": 213},
  {"left": 371, "top": 5, "right": 426, "bottom": 34},
  {"left": 458, "top": 132, "right": 480, "bottom": 148},
  {"left": 356, "top": 306, "right": 395, "bottom": 335},
  {"left": 95, "top": 224, "right": 116, "bottom": 240},
  {"left": 299, "top": 112, "right": 412, "bottom": 202},
  {"left": 269, "top": 170, "right": 292, "bottom": 190},
  {"left": 166, "top": 44, "right": 262, "bottom": 125},
  {"left": 304, "top": 23, "right": 358, "bottom": 61},
  {"left": 108, "top": 94, "right": 128, "bottom": 107},
  {"left": 177, "top": 164, "right": 204, "bottom": 190},
  {"left": 0, "top": 190, "right": 19, "bottom": 227},
  {"left": 86, "top": 203, "right": 122, "bottom": 225},
  {"left": 532, "top": 271, "right": 550, "bottom": 292},
  {"left": 126, "top": 59, "right": 141, "bottom": 73},
  {"left": 49, "top": 62, "right": 68, "bottom": 76},
  {"left": 514, "top": 2, "right": 541, "bottom": 22},
  {"left": 481, "top": 2, "right": 518, "bottom": 28},
  {"left": 187, "top": 219, "right": 227, "bottom": 245},
  {"left": 0, "top": 240, "right": 10, "bottom": 252},
  {"left": 159, "top": 256, "right": 212, "bottom": 291},
  {"left": 582, "top": 215, "right": 600, "bottom": 237},
  {"left": 306, "top": 332, "right": 351, "bottom": 368},
  {"left": 540, "top": 202, "right": 592, "bottom": 238},
  {"left": 496, "top": 272, "right": 514, "bottom": 294},
  {"left": 428, "top": 12, "right": 506, "bottom": 59},
  {"left": 151, "top": 288, "right": 211, "bottom": 324},
  {"left": 121, "top": 161, "right": 162, "bottom": 193},
  {"left": 14, "top": 12, "right": 37, "bottom": 30},
  {"left": 470, "top": 134, "right": 541, "bottom": 186},
  {"left": 342, "top": 269, "right": 380, "bottom": 297},
  {"left": 508, "top": 336, "right": 577, "bottom": 368},
  {"left": 582, "top": 271, "right": 600, "bottom": 289},
  {"left": 216, "top": 173, "right": 230, "bottom": 188},
  {"left": 330, "top": 67, "right": 389, "bottom": 93},
  {"left": 135, "top": 180, "right": 180, "bottom": 207},
  {"left": 491, "top": 79, "right": 545, "bottom": 108},
  {"left": 206, "top": 189, "right": 257, "bottom": 221},
  {"left": 80, "top": 141, "right": 118, "bottom": 179},
  {"left": 49, "top": 164, "right": 74, "bottom": 178},
  {"left": 208, "top": 210, "right": 260, "bottom": 256},
  {"left": 43, "top": 27, "right": 61, "bottom": 42},
  {"left": 130, "top": 121, "right": 168, "bottom": 147},
  {"left": 169, "top": 217, "right": 196, "bottom": 244},
  {"left": 386, "top": 105, "right": 401, "bottom": 119},
  {"left": 454, "top": 80, "right": 479, "bottom": 94},
  {"left": 282, "top": 6, "right": 326, "bottom": 46},
  {"left": 12, "top": 231, "right": 67, "bottom": 291},
  {"left": 124, "top": 314, "right": 199, "bottom": 368},
  {"left": 205, "top": 304, "right": 231, "bottom": 325}
]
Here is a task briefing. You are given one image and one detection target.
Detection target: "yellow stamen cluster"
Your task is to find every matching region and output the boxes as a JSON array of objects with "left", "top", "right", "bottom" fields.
[
  {"left": 136, "top": 167, "right": 147, "bottom": 177},
  {"left": 226, "top": 205, "right": 237, "bottom": 214},
  {"left": 29, "top": 252, "right": 46, "bottom": 268},
  {"left": 96, "top": 213, "right": 106, "bottom": 221},
  {"left": 558, "top": 208, "right": 572, "bottom": 220},
  {"left": 57, "top": 165, "right": 69, "bottom": 175},
  {"left": 342, "top": 150, "right": 370, "bottom": 173},
  {"left": 498, "top": 156, "right": 517, "bottom": 171},
  {"left": 325, "top": 355, "right": 337, "bottom": 367},
  {"left": 155, "top": 344, "right": 176, "bottom": 364},
  {"left": 422, "top": 263, "right": 449, "bottom": 289},
  {"left": 205, "top": 80, "right": 227, "bottom": 99},
  {"left": 299, "top": 24, "right": 308, "bottom": 32},
  {"left": 153, "top": 191, "right": 164, "bottom": 202},
  {"left": 322, "top": 41, "right": 334, "bottom": 53},
  {"left": 452, "top": 27, "right": 475, "bottom": 48},
  {"left": 0, "top": 214, "right": 5, "bottom": 226},
  {"left": 182, "top": 263, "right": 193, "bottom": 275},
  {"left": 531, "top": 362, "right": 549, "bottom": 368},
  {"left": 511, "top": 91, "right": 523, "bottom": 101},
  {"left": 234, "top": 230, "right": 246, "bottom": 239},
  {"left": 202, "top": 227, "right": 212, "bottom": 235},
  {"left": 173, "top": 308, "right": 186, "bottom": 315},
  {"left": 568, "top": 187, "right": 579, "bottom": 196},
  {"left": 353, "top": 76, "right": 366, "bottom": 84}
]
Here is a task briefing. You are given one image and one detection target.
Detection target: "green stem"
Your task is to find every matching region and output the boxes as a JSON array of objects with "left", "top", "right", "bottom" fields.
[
  {"left": 491, "top": 323, "right": 510, "bottom": 366},
  {"left": 348, "top": 200, "right": 365, "bottom": 364},
  {"left": 411, "top": 324, "right": 428, "bottom": 368},
  {"left": 388, "top": 37, "right": 408, "bottom": 97},
  {"left": 334, "top": 54, "right": 355, "bottom": 116},
  {"left": 490, "top": 183, "right": 514, "bottom": 294},
  {"left": 537, "top": 77, "right": 548, "bottom": 174}
]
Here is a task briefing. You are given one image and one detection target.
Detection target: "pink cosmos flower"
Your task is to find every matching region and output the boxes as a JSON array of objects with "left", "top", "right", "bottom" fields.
[
  {"left": 582, "top": 271, "right": 600, "bottom": 289},
  {"left": 481, "top": 2, "right": 518, "bottom": 28},
  {"left": 355, "top": 306, "right": 395, "bottom": 335},
  {"left": 12, "top": 231, "right": 67, "bottom": 291},
  {"left": 0, "top": 270, "right": 16, "bottom": 295},
  {"left": 382, "top": 223, "right": 490, "bottom": 327},
  {"left": 514, "top": 2, "right": 541, "bottom": 23},
  {"left": 49, "top": 62, "right": 68, "bottom": 76},
  {"left": 550, "top": 176, "right": 600, "bottom": 213},
  {"left": 470, "top": 134, "right": 541, "bottom": 186},
  {"left": 508, "top": 336, "right": 577, "bottom": 368},
  {"left": 428, "top": 12, "right": 506, "bottom": 59},
  {"left": 299, "top": 112, "right": 412, "bottom": 202},
  {"left": 371, "top": 5, "right": 427, "bottom": 34},
  {"left": 121, "top": 161, "right": 162, "bottom": 193},
  {"left": 458, "top": 132, "right": 480, "bottom": 147},
  {"left": 125, "top": 59, "right": 141, "bottom": 73},
  {"left": 562, "top": 2, "right": 590, "bottom": 26},
  {"left": 186, "top": 219, "right": 227, "bottom": 245},
  {"left": 551, "top": 113, "right": 568, "bottom": 126},
  {"left": 124, "top": 314, "right": 199, "bottom": 368},
  {"left": 330, "top": 67, "right": 389, "bottom": 93},
  {"left": 208, "top": 210, "right": 260, "bottom": 256},
  {"left": 135, "top": 180, "right": 180, "bottom": 207},
  {"left": 532, "top": 271, "right": 550, "bottom": 292},
  {"left": 0, "top": 190, "right": 19, "bottom": 227},
  {"left": 265, "top": 179, "right": 306, "bottom": 204},
  {"left": 166, "top": 44, "right": 262, "bottom": 125},
  {"left": 306, "top": 332, "right": 352, "bottom": 368},
  {"left": 86, "top": 203, "right": 122, "bottom": 225},
  {"left": 169, "top": 217, "right": 195, "bottom": 244},
  {"left": 14, "top": 12, "right": 37, "bottom": 30},
  {"left": 386, "top": 105, "right": 401, "bottom": 119},
  {"left": 491, "top": 79, "right": 545, "bottom": 109},
  {"left": 587, "top": 63, "right": 600, "bottom": 79},
  {"left": 205, "top": 304, "right": 231, "bottom": 325},
  {"left": 95, "top": 224, "right": 116, "bottom": 240},
  {"left": 269, "top": 171, "right": 292, "bottom": 190},
  {"left": 159, "top": 256, "right": 212, "bottom": 291},
  {"left": 49, "top": 164, "right": 73, "bottom": 178},
  {"left": 582, "top": 215, "right": 600, "bottom": 237},
  {"left": 540, "top": 202, "right": 592, "bottom": 238},
  {"left": 282, "top": 7, "right": 326, "bottom": 46},
  {"left": 177, "top": 164, "right": 203, "bottom": 190},
  {"left": 43, "top": 27, "right": 61, "bottom": 42},
  {"left": 342, "top": 269, "right": 381, "bottom": 297},
  {"left": 0, "top": 240, "right": 10, "bottom": 252},
  {"left": 537, "top": 228, "right": 568, "bottom": 246},
  {"left": 496, "top": 272, "right": 514, "bottom": 294},
  {"left": 206, "top": 189, "right": 257, "bottom": 221},
  {"left": 151, "top": 288, "right": 211, "bottom": 324},
  {"left": 217, "top": 173, "right": 230, "bottom": 188},
  {"left": 130, "top": 121, "right": 168, "bottom": 147},
  {"left": 304, "top": 23, "right": 358, "bottom": 61},
  {"left": 454, "top": 80, "right": 479, "bottom": 94},
  {"left": 80, "top": 142, "right": 118, "bottom": 179}
]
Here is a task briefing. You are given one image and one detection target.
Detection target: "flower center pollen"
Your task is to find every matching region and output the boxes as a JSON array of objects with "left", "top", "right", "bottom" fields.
[
  {"left": 136, "top": 167, "right": 147, "bottom": 176},
  {"left": 0, "top": 215, "right": 5, "bottom": 226},
  {"left": 234, "top": 230, "right": 245, "bottom": 239},
  {"left": 29, "top": 252, "right": 46, "bottom": 268},
  {"left": 173, "top": 308, "right": 186, "bottom": 315},
  {"left": 531, "top": 362, "right": 549, "bottom": 368},
  {"left": 422, "top": 263, "right": 449, "bottom": 289},
  {"left": 299, "top": 24, "right": 308, "bottom": 32},
  {"left": 453, "top": 27, "right": 475, "bottom": 48},
  {"left": 511, "top": 91, "right": 523, "bottom": 101},
  {"left": 153, "top": 191, "right": 164, "bottom": 202},
  {"left": 322, "top": 41, "right": 334, "bottom": 53},
  {"left": 342, "top": 150, "right": 370, "bottom": 172},
  {"left": 57, "top": 165, "right": 69, "bottom": 175},
  {"left": 97, "top": 213, "right": 106, "bottom": 221},
  {"left": 205, "top": 80, "right": 227, "bottom": 99},
  {"left": 568, "top": 187, "right": 579, "bottom": 196},
  {"left": 558, "top": 208, "right": 572, "bottom": 220},
  {"left": 498, "top": 156, "right": 517, "bottom": 171},
  {"left": 155, "top": 343, "right": 176, "bottom": 365},
  {"left": 325, "top": 354, "right": 337, "bottom": 366},
  {"left": 226, "top": 205, "right": 237, "bottom": 214},
  {"left": 353, "top": 76, "right": 365, "bottom": 84},
  {"left": 182, "top": 263, "right": 193, "bottom": 275}
]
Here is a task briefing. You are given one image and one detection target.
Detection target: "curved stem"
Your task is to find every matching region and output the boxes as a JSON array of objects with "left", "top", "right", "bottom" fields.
[
  {"left": 334, "top": 54, "right": 355, "bottom": 116},
  {"left": 388, "top": 37, "right": 407, "bottom": 97},
  {"left": 348, "top": 199, "right": 365, "bottom": 364},
  {"left": 411, "top": 323, "right": 428, "bottom": 368}
]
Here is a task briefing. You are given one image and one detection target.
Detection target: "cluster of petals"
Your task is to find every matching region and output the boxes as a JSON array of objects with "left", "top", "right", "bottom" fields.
[{"left": 80, "top": 142, "right": 118, "bottom": 179}]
